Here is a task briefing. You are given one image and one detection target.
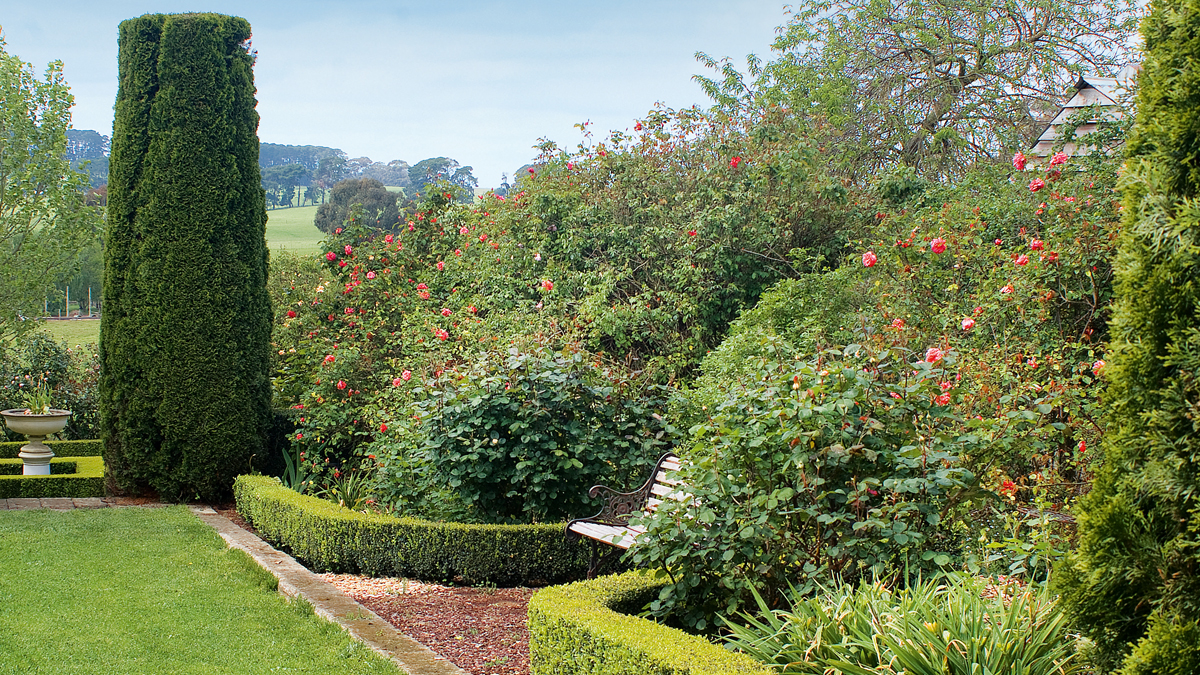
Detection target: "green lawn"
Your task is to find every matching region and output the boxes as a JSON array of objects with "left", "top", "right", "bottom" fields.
[
  {"left": 266, "top": 205, "right": 326, "bottom": 254},
  {"left": 0, "top": 507, "right": 399, "bottom": 675},
  {"left": 37, "top": 319, "right": 100, "bottom": 347}
]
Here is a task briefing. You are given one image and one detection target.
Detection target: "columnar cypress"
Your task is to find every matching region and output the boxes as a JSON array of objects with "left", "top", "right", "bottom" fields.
[
  {"left": 101, "top": 13, "right": 271, "bottom": 502},
  {"left": 1055, "top": 2, "right": 1200, "bottom": 673}
]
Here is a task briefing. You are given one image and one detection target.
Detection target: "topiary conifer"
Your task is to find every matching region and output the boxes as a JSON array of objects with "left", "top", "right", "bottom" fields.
[
  {"left": 101, "top": 13, "right": 271, "bottom": 502},
  {"left": 1055, "top": 2, "right": 1200, "bottom": 672}
]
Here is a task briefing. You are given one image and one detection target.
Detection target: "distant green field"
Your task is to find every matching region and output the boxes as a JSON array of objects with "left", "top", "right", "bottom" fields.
[
  {"left": 38, "top": 319, "right": 101, "bottom": 346},
  {"left": 265, "top": 205, "right": 325, "bottom": 254}
]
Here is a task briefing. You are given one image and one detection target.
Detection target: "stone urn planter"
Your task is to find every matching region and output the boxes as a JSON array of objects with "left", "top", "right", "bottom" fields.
[{"left": 1, "top": 409, "right": 72, "bottom": 475}]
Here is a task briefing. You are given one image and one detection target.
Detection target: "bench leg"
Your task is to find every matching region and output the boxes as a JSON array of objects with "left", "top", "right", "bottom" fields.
[{"left": 587, "top": 541, "right": 625, "bottom": 579}]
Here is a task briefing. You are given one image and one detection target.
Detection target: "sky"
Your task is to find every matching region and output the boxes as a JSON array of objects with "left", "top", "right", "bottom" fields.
[{"left": 2, "top": 1, "right": 789, "bottom": 188}]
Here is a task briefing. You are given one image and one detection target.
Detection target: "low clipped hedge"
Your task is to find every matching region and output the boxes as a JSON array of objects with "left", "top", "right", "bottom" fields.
[
  {"left": 0, "top": 439, "right": 103, "bottom": 459},
  {"left": 233, "top": 475, "right": 591, "bottom": 586},
  {"left": 0, "top": 459, "right": 77, "bottom": 475},
  {"left": 0, "top": 456, "right": 104, "bottom": 498},
  {"left": 528, "top": 570, "right": 771, "bottom": 675}
]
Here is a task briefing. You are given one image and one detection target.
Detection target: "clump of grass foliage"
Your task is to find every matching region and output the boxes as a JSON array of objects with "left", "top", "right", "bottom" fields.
[{"left": 723, "top": 574, "right": 1084, "bottom": 675}]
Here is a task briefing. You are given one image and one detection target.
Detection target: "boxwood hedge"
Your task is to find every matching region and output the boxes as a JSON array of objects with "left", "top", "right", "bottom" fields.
[
  {"left": 0, "top": 459, "right": 77, "bottom": 476},
  {"left": 0, "top": 456, "right": 104, "bottom": 498},
  {"left": 0, "top": 439, "right": 103, "bottom": 459},
  {"left": 528, "top": 570, "right": 771, "bottom": 675},
  {"left": 233, "top": 474, "right": 591, "bottom": 586}
]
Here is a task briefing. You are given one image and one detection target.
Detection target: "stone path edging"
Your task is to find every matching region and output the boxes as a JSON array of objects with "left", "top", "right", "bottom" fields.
[{"left": 188, "top": 506, "right": 466, "bottom": 675}]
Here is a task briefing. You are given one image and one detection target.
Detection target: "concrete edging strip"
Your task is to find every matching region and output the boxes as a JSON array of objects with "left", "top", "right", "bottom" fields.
[{"left": 189, "top": 505, "right": 466, "bottom": 675}]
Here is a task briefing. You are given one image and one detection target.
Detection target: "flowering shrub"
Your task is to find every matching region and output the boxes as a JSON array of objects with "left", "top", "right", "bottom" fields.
[
  {"left": 369, "top": 340, "right": 676, "bottom": 523},
  {"left": 632, "top": 343, "right": 977, "bottom": 630},
  {"left": 860, "top": 155, "right": 1120, "bottom": 511}
]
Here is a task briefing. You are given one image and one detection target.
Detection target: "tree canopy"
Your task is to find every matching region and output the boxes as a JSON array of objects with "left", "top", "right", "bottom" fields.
[
  {"left": 699, "top": 0, "right": 1141, "bottom": 180},
  {"left": 313, "top": 177, "right": 401, "bottom": 233},
  {"left": 0, "top": 40, "right": 102, "bottom": 324}
]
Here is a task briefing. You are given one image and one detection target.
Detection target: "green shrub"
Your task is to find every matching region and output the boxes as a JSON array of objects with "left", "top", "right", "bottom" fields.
[
  {"left": 0, "top": 439, "right": 102, "bottom": 459},
  {"left": 528, "top": 570, "right": 771, "bottom": 675},
  {"left": 632, "top": 344, "right": 979, "bottom": 630},
  {"left": 233, "top": 474, "right": 590, "bottom": 586},
  {"left": 724, "top": 575, "right": 1085, "bottom": 675},
  {"left": 1054, "top": 3, "right": 1200, "bottom": 673},
  {"left": 0, "top": 456, "right": 103, "bottom": 498},
  {"left": 102, "top": 12, "right": 272, "bottom": 502},
  {"left": 0, "top": 460, "right": 76, "bottom": 475},
  {"left": 399, "top": 342, "right": 676, "bottom": 523}
]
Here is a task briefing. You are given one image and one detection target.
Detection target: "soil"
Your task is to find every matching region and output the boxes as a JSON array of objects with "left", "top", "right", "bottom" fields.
[{"left": 214, "top": 506, "right": 533, "bottom": 675}]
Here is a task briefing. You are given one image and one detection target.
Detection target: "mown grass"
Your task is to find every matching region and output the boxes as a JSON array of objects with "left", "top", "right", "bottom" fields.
[
  {"left": 265, "top": 204, "right": 325, "bottom": 254},
  {"left": 0, "top": 507, "right": 400, "bottom": 675},
  {"left": 36, "top": 319, "right": 100, "bottom": 347}
]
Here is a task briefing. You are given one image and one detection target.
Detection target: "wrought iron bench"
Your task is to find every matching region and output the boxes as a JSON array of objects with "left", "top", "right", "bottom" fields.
[{"left": 566, "top": 452, "right": 686, "bottom": 577}]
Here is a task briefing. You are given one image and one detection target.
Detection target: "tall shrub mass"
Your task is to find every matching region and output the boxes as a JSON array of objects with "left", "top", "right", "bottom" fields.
[
  {"left": 102, "top": 13, "right": 272, "bottom": 501},
  {"left": 1056, "top": 2, "right": 1200, "bottom": 672}
]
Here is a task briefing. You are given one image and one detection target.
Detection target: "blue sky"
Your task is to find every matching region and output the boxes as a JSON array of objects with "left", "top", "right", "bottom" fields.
[{"left": 2, "top": 1, "right": 788, "bottom": 188}]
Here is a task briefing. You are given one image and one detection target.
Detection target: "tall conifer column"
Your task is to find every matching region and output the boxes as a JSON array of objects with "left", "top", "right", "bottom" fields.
[
  {"left": 101, "top": 13, "right": 271, "bottom": 501},
  {"left": 1055, "top": 1, "right": 1200, "bottom": 672}
]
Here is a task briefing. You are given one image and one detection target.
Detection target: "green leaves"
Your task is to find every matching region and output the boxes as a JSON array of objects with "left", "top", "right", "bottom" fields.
[
  {"left": 631, "top": 345, "right": 978, "bottom": 630},
  {"left": 0, "top": 41, "right": 102, "bottom": 324},
  {"left": 724, "top": 575, "right": 1086, "bottom": 675}
]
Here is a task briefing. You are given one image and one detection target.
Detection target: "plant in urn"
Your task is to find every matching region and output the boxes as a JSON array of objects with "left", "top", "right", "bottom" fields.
[{"left": 1, "top": 383, "right": 71, "bottom": 475}]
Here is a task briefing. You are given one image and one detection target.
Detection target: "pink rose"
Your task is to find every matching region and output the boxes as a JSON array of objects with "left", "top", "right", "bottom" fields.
[
  {"left": 402, "top": 370, "right": 412, "bottom": 381},
  {"left": 925, "top": 347, "right": 944, "bottom": 363},
  {"left": 326, "top": 251, "right": 337, "bottom": 261},
  {"left": 1049, "top": 151, "right": 1068, "bottom": 166},
  {"left": 962, "top": 318, "right": 975, "bottom": 330},
  {"left": 1015, "top": 254, "right": 1029, "bottom": 266},
  {"left": 1092, "top": 360, "right": 1105, "bottom": 376},
  {"left": 416, "top": 283, "right": 428, "bottom": 290},
  {"left": 542, "top": 280, "right": 554, "bottom": 291},
  {"left": 974, "top": 306, "right": 983, "bottom": 316},
  {"left": 892, "top": 318, "right": 905, "bottom": 329},
  {"left": 1012, "top": 152, "right": 1027, "bottom": 171},
  {"left": 1001, "top": 285, "right": 1014, "bottom": 294},
  {"left": 862, "top": 251, "right": 877, "bottom": 267},
  {"left": 1030, "top": 239, "right": 1044, "bottom": 251},
  {"left": 437, "top": 261, "right": 445, "bottom": 271},
  {"left": 930, "top": 238, "right": 947, "bottom": 254},
  {"left": 890, "top": 392, "right": 902, "bottom": 399},
  {"left": 935, "top": 393, "right": 951, "bottom": 406},
  {"left": 324, "top": 354, "right": 335, "bottom": 364},
  {"left": 441, "top": 308, "right": 452, "bottom": 317},
  {"left": 435, "top": 329, "right": 449, "bottom": 341},
  {"left": 385, "top": 234, "right": 394, "bottom": 243},
  {"left": 344, "top": 245, "right": 353, "bottom": 255},
  {"left": 460, "top": 226, "right": 470, "bottom": 235},
  {"left": 366, "top": 271, "right": 375, "bottom": 280},
  {"left": 1029, "top": 178, "right": 1045, "bottom": 192},
  {"left": 392, "top": 377, "right": 403, "bottom": 386}
]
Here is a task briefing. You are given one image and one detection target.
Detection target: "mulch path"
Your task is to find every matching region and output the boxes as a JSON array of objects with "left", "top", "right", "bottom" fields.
[
  {"left": 321, "top": 574, "right": 533, "bottom": 675},
  {"left": 214, "top": 506, "right": 533, "bottom": 675}
]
